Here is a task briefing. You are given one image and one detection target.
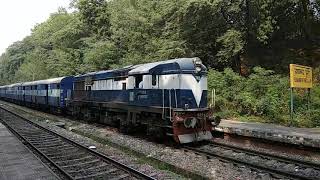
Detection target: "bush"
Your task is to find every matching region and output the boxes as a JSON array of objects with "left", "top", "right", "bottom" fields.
[{"left": 208, "top": 67, "right": 320, "bottom": 127}]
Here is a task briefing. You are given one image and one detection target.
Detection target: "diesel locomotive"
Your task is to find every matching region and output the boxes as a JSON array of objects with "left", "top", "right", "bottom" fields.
[{"left": 0, "top": 58, "right": 220, "bottom": 144}]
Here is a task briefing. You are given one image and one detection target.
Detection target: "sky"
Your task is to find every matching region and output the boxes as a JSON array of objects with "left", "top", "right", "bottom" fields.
[{"left": 0, "top": 0, "right": 71, "bottom": 55}]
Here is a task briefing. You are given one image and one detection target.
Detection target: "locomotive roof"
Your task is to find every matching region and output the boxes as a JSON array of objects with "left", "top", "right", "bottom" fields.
[
  {"left": 128, "top": 57, "right": 205, "bottom": 75},
  {"left": 75, "top": 65, "right": 139, "bottom": 81},
  {"left": 75, "top": 57, "right": 206, "bottom": 81}
]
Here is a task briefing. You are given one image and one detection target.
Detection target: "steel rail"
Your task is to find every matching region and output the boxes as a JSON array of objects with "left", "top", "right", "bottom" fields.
[
  {"left": 0, "top": 106, "right": 155, "bottom": 180},
  {"left": 210, "top": 141, "right": 320, "bottom": 171}
]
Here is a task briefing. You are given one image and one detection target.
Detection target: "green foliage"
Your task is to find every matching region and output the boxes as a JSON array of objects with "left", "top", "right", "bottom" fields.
[
  {"left": 83, "top": 40, "right": 119, "bottom": 70},
  {"left": 208, "top": 67, "right": 320, "bottom": 127},
  {"left": 76, "top": 0, "right": 110, "bottom": 38},
  {"left": 216, "top": 29, "right": 245, "bottom": 63},
  {"left": 15, "top": 48, "right": 52, "bottom": 81},
  {"left": 1, "top": 0, "right": 320, "bottom": 83}
]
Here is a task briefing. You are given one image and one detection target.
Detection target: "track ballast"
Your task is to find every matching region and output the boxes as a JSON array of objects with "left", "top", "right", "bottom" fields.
[
  {"left": 185, "top": 142, "right": 320, "bottom": 180},
  {"left": 0, "top": 107, "right": 155, "bottom": 180}
]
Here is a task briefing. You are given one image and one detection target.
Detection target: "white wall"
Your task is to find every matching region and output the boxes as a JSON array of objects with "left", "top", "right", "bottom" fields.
[
  {"left": 48, "top": 89, "right": 60, "bottom": 97},
  {"left": 180, "top": 74, "right": 207, "bottom": 106},
  {"left": 92, "top": 80, "right": 107, "bottom": 90},
  {"left": 143, "top": 75, "right": 159, "bottom": 89},
  {"left": 127, "top": 76, "right": 135, "bottom": 89},
  {"left": 159, "top": 74, "right": 180, "bottom": 89},
  {"left": 92, "top": 78, "right": 127, "bottom": 90},
  {"left": 37, "top": 90, "right": 47, "bottom": 97},
  {"left": 113, "top": 80, "right": 126, "bottom": 90},
  {"left": 127, "top": 74, "right": 179, "bottom": 89}
]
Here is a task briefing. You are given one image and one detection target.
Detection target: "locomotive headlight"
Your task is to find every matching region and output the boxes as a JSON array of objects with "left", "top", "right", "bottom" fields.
[
  {"left": 195, "top": 66, "right": 202, "bottom": 73},
  {"left": 193, "top": 57, "right": 202, "bottom": 73},
  {"left": 184, "top": 117, "right": 197, "bottom": 128},
  {"left": 193, "top": 57, "right": 202, "bottom": 65}
]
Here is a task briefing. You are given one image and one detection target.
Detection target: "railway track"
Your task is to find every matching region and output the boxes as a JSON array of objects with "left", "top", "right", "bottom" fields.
[
  {"left": 0, "top": 107, "right": 155, "bottom": 180},
  {"left": 185, "top": 142, "right": 320, "bottom": 180}
]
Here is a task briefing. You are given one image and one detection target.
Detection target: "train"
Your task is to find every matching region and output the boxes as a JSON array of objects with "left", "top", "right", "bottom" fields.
[{"left": 0, "top": 57, "right": 220, "bottom": 144}]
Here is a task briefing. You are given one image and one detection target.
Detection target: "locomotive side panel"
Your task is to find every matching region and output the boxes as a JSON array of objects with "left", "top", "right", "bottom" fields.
[{"left": 68, "top": 58, "right": 217, "bottom": 143}]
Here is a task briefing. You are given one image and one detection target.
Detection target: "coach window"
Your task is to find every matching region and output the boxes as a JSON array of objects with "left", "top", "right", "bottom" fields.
[
  {"left": 152, "top": 75, "right": 157, "bottom": 86},
  {"left": 135, "top": 75, "right": 143, "bottom": 88},
  {"left": 85, "top": 86, "right": 92, "bottom": 91},
  {"left": 122, "top": 83, "right": 126, "bottom": 90}
]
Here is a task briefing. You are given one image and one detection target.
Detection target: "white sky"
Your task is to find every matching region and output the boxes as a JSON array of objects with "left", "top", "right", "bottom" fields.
[{"left": 0, "top": 0, "right": 70, "bottom": 55}]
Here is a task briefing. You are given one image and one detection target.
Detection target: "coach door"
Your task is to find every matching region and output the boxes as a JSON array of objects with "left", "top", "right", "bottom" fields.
[
  {"left": 45, "top": 84, "right": 49, "bottom": 106},
  {"left": 22, "top": 86, "right": 25, "bottom": 103},
  {"left": 32, "top": 85, "right": 36, "bottom": 104},
  {"left": 151, "top": 74, "right": 159, "bottom": 89}
]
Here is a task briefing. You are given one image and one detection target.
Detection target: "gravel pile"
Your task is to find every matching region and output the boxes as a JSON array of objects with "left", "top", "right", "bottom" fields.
[{"left": 0, "top": 100, "right": 295, "bottom": 179}]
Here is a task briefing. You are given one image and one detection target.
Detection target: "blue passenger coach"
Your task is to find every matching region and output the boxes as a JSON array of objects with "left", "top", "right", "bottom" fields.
[
  {"left": 0, "top": 76, "right": 74, "bottom": 111},
  {"left": 23, "top": 76, "right": 74, "bottom": 110},
  {"left": 47, "top": 76, "right": 74, "bottom": 109}
]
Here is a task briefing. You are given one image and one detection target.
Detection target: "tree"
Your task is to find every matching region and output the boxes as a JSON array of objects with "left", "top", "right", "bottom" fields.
[
  {"left": 75, "top": 0, "right": 110, "bottom": 38},
  {"left": 1, "top": 0, "right": 320, "bottom": 86}
]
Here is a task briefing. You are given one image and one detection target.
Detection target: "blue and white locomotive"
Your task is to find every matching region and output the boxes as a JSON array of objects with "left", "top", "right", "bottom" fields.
[{"left": 0, "top": 58, "right": 220, "bottom": 144}]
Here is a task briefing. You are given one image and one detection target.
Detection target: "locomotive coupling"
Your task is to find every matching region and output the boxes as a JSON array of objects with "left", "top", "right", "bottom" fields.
[{"left": 184, "top": 117, "right": 197, "bottom": 128}]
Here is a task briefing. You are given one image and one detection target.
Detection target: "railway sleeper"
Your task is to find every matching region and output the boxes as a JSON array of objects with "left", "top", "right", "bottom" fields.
[
  {"left": 47, "top": 151, "right": 87, "bottom": 159},
  {"left": 67, "top": 164, "right": 112, "bottom": 174},
  {"left": 74, "top": 169, "right": 120, "bottom": 180},
  {"left": 61, "top": 159, "right": 102, "bottom": 169},
  {"left": 54, "top": 155, "right": 95, "bottom": 165}
]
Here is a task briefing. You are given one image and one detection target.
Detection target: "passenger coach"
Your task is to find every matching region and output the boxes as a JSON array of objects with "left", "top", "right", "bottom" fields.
[{"left": 0, "top": 76, "right": 74, "bottom": 112}]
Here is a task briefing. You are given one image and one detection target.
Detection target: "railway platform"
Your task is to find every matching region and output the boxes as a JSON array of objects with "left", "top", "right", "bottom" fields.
[
  {"left": 0, "top": 123, "right": 58, "bottom": 180},
  {"left": 216, "top": 119, "right": 320, "bottom": 148}
]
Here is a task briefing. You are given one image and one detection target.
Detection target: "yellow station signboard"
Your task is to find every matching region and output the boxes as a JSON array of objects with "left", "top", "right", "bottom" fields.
[{"left": 290, "top": 64, "right": 313, "bottom": 88}]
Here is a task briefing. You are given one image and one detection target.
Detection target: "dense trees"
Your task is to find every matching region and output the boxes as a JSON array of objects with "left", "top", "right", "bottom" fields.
[
  {"left": 0, "top": 0, "right": 319, "bottom": 126},
  {"left": 1, "top": 0, "right": 319, "bottom": 82}
]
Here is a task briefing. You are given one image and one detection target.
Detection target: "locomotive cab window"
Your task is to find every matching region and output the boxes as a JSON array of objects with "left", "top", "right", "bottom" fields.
[
  {"left": 85, "top": 86, "right": 92, "bottom": 91},
  {"left": 135, "top": 75, "right": 143, "bottom": 88},
  {"left": 152, "top": 75, "right": 157, "bottom": 86}
]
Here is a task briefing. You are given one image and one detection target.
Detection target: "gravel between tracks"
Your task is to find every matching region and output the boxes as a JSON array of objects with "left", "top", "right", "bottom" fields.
[
  {"left": 0, "top": 100, "right": 289, "bottom": 180},
  {"left": 212, "top": 136, "right": 320, "bottom": 165}
]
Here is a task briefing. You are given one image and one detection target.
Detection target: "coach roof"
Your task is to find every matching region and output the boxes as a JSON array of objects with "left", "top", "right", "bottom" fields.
[{"left": 23, "top": 77, "right": 66, "bottom": 86}]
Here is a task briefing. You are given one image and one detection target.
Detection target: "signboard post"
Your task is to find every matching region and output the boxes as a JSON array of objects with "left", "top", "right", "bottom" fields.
[{"left": 289, "top": 64, "right": 313, "bottom": 126}]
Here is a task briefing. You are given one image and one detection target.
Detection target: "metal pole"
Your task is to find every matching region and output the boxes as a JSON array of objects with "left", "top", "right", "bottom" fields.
[
  {"left": 213, "top": 89, "right": 216, "bottom": 108},
  {"left": 211, "top": 89, "right": 213, "bottom": 107},
  {"left": 290, "top": 88, "right": 294, "bottom": 126},
  {"left": 307, "top": 88, "right": 311, "bottom": 111}
]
